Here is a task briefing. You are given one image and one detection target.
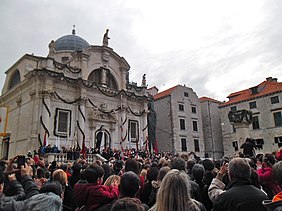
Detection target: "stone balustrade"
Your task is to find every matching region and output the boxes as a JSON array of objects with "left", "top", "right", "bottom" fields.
[{"left": 43, "top": 152, "right": 107, "bottom": 164}]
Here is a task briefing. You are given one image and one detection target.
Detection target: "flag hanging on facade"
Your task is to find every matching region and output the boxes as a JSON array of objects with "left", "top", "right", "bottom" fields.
[
  {"left": 0, "top": 107, "right": 8, "bottom": 136},
  {"left": 43, "top": 131, "right": 48, "bottom": 146},
  {"left": 147, "top": 101, "right": 158, "bottom": 153},
  {"left": 80, "top": 138, "right": 86, "bottom": 158}
]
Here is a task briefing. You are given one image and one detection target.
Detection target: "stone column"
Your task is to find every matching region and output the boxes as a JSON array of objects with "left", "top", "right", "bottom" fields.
[
  {"left": 120, "top": 68, "right": 127, "bottom": 90},
  {"left": 228, "top": 109, "right": 253, "bottom": 153},
  {"left": 77, "top": 52, "right": 89, "bottom": 79},
  {"left": 141, "top": 102, "right": 148, "bottom": 151},
  {"left": 233, "top": 122, "right": 251, "bottom": 147},
  {"left": 101, "top": 68, "right": 107, "bottom": 87},
  {"left": 39, "top": 89, "right": 52, "bottom": 146}
]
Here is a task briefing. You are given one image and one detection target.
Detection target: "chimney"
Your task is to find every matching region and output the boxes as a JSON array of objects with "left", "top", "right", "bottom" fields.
[{"left": 266, "top": 77, "right": 278, "bottom": 82}]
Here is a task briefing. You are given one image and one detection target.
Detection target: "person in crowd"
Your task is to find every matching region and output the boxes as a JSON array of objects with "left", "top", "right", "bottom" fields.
[
  {"left": 34, "top": 167, "right": 47, "bottom": 189},
  {"left": 49, "top": 160, "right": 58, "bottom": 176},
  {"left": 125, "top": 158, "right": 145, "bottom": 187},
  {"left": 0, "top": 169, "right": 25, "bottom": 204},
  {"left": 111, "top": 197, "right": 145, "bottom": 211},
  {"left": 68, "top": 162, "right": 82, "bottom": 188},
  {"left": 52, "top": 169, "right": 76, "bottom": 211},
  {"left": 201, "top": 159, "right": 216, "bottom": 211},
  {"left": 102, "top": 163, "right": 112, "bottom": 184},
  {"left": 240, "top": 138, "right": 257, "bottom": 157},
  {"left": 192, "top": 164, "right": 205, "bottom": 191},
  {"left": 257, "top": 153, "right": 282, "bottom": 199},
  {"left": 245, "top": 157, "right": 261, "bottom": 189},
  {"left": 148, "top": 166, "right": 170, "bottom": 207},
  {"left": 170, "top": 157, "right": 201, "bottom": 202},
  {"left": 25, "top": 182, "right": 63, "bottom": 211},
  {"left": 1, "top": 156, "right": 62, "bottom": 211},
  {"left": 187, "top": 159, "right": 196, "bottom": 180},
  {"left": 149, "top": 169, "right": 206, "bottom": 211},
  {"left": 275, "top": 148, "right": 282, "bottom": 161},
  {"left": 97, "top": 171, "right": 149, "bottom": 211},
  {"left": 74, "top": 163, "right": 119, "bottom": 210},
  {"left": 208, "top": 161, "right": 228, "bottom": 203},
  {"left": 61, "top": 163, "right": 72, "bottom": 178},
  {"left": 263, "top": 161, "right": 282, "bottom": 210},
  {"left": 211, "top": 157, "right": 268, "bottom": 211},
  {"left": 113, "top": 160, "right": 124, "bottom": 176},
  {"left": 140, "top": 167, "right": 159, "bottom": 205},
  {"left": 104, "top": 175, "right": 120, "bottom": 187}
]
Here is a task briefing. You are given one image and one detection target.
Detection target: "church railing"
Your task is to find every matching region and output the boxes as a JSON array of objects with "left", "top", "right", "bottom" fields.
[{"left": 42, "top": 152, "right": 107, "bottom": 163}]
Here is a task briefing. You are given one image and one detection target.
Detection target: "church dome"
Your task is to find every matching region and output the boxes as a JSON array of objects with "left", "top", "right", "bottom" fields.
[{"left": 54, "top": 29, "right": 90, "bottom": 52}]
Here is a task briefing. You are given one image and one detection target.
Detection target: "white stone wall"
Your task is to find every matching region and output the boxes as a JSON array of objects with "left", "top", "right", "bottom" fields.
[
  {"left": 220, "top": 92, "right": 282, "bottom": 156},
  {"left": 0, "top": 45, "right": 147, "bottom": 158},
  {"left": 154, "top": 97, "right": 173, "bottom": 152},
  {"left": 201, "top": 100, "right": 224, "bottom": 159},
  {"left": 154, "top": 85, "right": 205, "bottom": 157}
]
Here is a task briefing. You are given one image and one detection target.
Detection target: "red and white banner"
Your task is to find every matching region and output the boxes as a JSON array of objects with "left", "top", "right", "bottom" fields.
[{"left": 0, "top": 107, "right": 8, "bottom": 136}]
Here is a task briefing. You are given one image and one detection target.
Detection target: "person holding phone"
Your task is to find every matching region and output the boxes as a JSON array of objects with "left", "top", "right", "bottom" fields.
[{"left": 0, "top": 156, "right": 39, "bottom": 210}]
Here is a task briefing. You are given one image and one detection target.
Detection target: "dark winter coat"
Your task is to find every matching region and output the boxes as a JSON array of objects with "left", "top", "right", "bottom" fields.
[
  {"left": 0, "top": 175, "right": 40, "bottom": 211},
  {"left": 213, "top": 179, "right": 268, "bottom": 211}
]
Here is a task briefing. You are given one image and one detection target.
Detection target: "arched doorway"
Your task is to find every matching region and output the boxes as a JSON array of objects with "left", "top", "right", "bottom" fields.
[{"left": 95, "top": 127, "right": 111, "bottom": 152}]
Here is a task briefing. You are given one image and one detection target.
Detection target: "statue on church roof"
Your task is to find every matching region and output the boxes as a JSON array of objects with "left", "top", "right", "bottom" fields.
[
  {"left": 48, "top": 40, "right": 56, "bottom": 55},
  {"left": 103, "top": 29, "right": 110, "bottom": 46},
  {"left": 142, "top": 74, "right": 147, "bottom": 87}
]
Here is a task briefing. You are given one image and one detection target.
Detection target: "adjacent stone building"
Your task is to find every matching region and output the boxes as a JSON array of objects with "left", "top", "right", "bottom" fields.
[
  {"left": 0, "top": 29, "right": 151, "bottom": 158},
  {"left": 219, "top": 77, "right": 282, "bottom": 156},
  {"left": 200, "top": 97, "right": 223, "bottom": 160},
  {"left": 153, "top": 85, "right": 204, "bottom": 157}
]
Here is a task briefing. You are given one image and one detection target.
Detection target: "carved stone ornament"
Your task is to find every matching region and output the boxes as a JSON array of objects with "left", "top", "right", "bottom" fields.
[
  {"left": 79, "top": 97, "right": 88, "bottom": 105},
  {"left": 102, "top": 51, "right": 110, "bottom": 62},
  {"left": 38, "top": 89, "right": 54, "bottom": 98},
  {"left": 16, "top": 98, "right": 22, "bottom": 107},
  {"left": 228, "top": 109, "right": 253, "bottom": 124},
  {"left": 89, "top": 107, "right": 117, "bottom": 123},
  {"left": 29, "top": 90, "right": 36, "bottom": 99}
]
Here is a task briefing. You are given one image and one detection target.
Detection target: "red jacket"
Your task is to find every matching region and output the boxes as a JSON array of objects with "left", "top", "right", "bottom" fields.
[
  {"left": 74, "top": 182, "right": 119, "bottom": 210},
  {"left": 276, "top": 148, "right": 282, "bottom": 161},
  {"left": 257, "top": 167, "right": 281, "bottom": 197}
]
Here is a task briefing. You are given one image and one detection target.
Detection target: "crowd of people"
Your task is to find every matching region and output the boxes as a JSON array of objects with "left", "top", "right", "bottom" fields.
[{"left": 0, "top": 145, "right": 282, "bottom": 211}]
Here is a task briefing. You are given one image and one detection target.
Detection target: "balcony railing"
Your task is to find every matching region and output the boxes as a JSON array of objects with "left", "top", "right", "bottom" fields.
[{"left": 43, "top": 152, "right": 107, "bottom": 164}]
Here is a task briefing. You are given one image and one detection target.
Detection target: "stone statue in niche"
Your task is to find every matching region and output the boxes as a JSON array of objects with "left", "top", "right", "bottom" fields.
[{"left": 102, "top": 29, "right": 110, "bottom": 46}]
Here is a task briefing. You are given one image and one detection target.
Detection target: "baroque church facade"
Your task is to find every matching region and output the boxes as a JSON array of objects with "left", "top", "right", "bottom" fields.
[{"left": 0, "top": 29, "right": 151, "bottom": 158}]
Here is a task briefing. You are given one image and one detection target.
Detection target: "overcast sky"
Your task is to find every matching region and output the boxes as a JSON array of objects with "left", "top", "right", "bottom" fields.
[{"left": 1, "top": 0, "right": 282, "bottom": 101}]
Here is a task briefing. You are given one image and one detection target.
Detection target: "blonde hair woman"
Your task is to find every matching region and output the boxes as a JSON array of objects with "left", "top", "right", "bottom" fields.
[
  {"left": 52, "top": 169, "right": 76, "bottom": 210},
  {"left": 53, "top": 169, "right": 68, "bottom": 186},
  {"left": 104, "top": 175, "right": 121, "bottom": 187},
  {"left": 149, "top": 169, "right": 206, "bottom": 211}
]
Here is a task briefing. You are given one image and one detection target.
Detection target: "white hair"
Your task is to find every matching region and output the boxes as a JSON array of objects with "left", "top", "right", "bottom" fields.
[{"left": 23, "top": 192, "right": 62, "bottom": 211}]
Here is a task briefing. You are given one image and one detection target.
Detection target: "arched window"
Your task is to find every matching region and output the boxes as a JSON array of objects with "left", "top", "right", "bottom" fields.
[
  {"left": 8, "top": 70, "right": 20, "bottom": 90},
  {"left": 88, "top": 69, "right": 102, "bottom": 84},
  {"left": 107, "top": 71, "right": 118, "bottom": 90},
  {"left": 88, "top": 68, "right": 118, "bottom": 90}
]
